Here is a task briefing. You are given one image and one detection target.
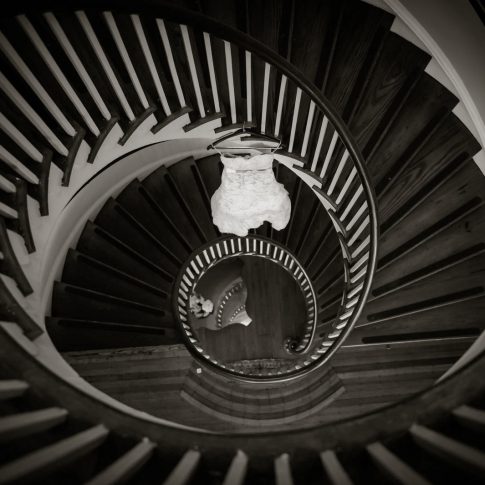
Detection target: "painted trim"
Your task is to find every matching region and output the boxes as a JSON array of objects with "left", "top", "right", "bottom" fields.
[
  {"left": 39, "top": 139, "right": 213, "bottom": 319},
  {"left": 384, "top": 0, "right": 485, "bottom": 153}
]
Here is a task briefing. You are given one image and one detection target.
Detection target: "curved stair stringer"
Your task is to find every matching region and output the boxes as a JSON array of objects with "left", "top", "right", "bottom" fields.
[
  {"left": 46, "top": 146, "right": 350, "bottom": 426},
  {"left": 0, "top": 0, "right": 480, "bottom": 396},
  {"left": 0, "top": 0, "right": 480, "bottom": 478},
  {"left": 4, "top": 118, "right": 230, "bottom": 330},
  {"left": 0, "top": 0, "right": 479, "bottom": 393},
  {"left": 37, "top": 146, "right": 231, "bottom": 369},
  {"left": 0, "top": 143, "right": 230, "bottom": 395},
  {"left": 2, "top": 321, "right": 485, "bottom": 483},
  {"left": 0, "top": 4, "right": 381, "bottom": 377}
]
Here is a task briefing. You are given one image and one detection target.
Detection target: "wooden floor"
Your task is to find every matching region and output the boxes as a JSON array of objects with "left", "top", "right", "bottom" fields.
[
  {"left": 196, "top": 257, "right": 307, "bottom": 361},
  {"left": 62, "top": 336, "right": 474, "bottom": 432}
]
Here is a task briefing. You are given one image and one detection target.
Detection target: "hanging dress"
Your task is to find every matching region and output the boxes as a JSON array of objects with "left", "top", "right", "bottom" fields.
[{"left": 210, "top": 153, "right": 291, "bottom": 237}]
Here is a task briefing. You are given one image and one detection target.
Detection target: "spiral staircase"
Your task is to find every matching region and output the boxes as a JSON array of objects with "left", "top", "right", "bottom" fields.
[{"left": 0, "top": 0, "right": 484, "bottom": 483}]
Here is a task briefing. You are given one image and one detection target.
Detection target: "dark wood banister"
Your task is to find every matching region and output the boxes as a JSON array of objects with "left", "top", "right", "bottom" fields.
[
  {"left": 0, "top": 1, "right": 483, "bottom": 465},
  {"left": 173, "top": 234, "right": 318, "bottom": 381},
  {"left": 1, "top": 326, "right": 484, "bottom": 461},
  {"left": 1, "top": 0, "right": 379, "bottom": 379}
]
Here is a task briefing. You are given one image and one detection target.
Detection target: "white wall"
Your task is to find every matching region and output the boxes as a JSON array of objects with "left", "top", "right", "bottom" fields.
[{"left": 385, "top": 0, "right": 485, "bottom": 170}]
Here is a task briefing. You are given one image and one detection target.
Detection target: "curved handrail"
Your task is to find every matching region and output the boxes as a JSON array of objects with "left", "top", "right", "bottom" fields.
[
  {"left": 2, "top": 325, "right": 485, "bottom": 456},
  {"left": 0, "top": 0, "right": 379, "bottom": 381},
  {"left": 0, "top": 1, "right": 484, "bottom": 474},
  {"left": 173, "top": 235, "right": 318, "bottom": 381}
]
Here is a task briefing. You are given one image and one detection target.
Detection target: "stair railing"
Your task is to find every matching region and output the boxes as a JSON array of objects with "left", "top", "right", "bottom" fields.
[
  {"left": 0, "top": 2, "right": 377, "bottom": 380},
  {"left": 174, "top": 235, "right": 317, "bottom": 380}
]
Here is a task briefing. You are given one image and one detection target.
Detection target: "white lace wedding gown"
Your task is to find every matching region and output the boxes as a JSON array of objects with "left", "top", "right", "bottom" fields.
[{"left": 210, "top": 154, "right": 291, "bottom": 237}]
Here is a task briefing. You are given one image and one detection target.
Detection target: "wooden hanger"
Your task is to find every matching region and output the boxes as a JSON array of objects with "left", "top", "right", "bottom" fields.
[{"left": 207, "top": 123, "right": 283, "bottom": 154}]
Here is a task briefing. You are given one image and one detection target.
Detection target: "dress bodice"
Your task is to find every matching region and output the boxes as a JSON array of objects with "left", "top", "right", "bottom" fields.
[
  {"left": 220, "top": 153, "right": 274, "bottom": 171},
  {"left": 210, "top": 153, "right": 291, "bottom": 236}
]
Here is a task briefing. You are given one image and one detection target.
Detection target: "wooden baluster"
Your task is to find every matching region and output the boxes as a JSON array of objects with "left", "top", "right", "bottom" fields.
[
  {"left": 348, "top": 281, "right": 364, "bottom": 299},
  {"left": 336, "top": 167, "right": 357, "bottom": 205},
  {"left": 345, "top": 296, "right": 359, "bottom": 309},
  {"left": 0, "top": 30, "right": 75, "bottom": 142},
  {"left": 156, "top": 19, "right": 186, "bottom": 109},
  {"left": 45, "top": 12, "right": 112, "bottom": 122},
  {"left": 340, "top": 185, "right": 363, "bottom": 221},
  {"left": 76, "top": 11, "right": 135, "bottom": 121},
  {"left": 0, "top": 379, "right": 28, "bottom": 400},
  {"left": 274, "top": 453, "right": 294, "bottom": 485},
  {"left": 319, "top": 130, "right": 338, "bottom": 179},
  {"left": 301, "top": 101, "right": 315, "bottom": 158},
  {"left": 310, "top": 116, "right": 328, "bottom": 172},
  {"left": 132, "top": 15, "right": 171, "bottom": 117},
  {"left": 224, "top": 41, "right": 237, "bottom": 124},
  {"left": 328, "top": 149, "right": 350, "bottom": 196},
  {"left": 0, "top": 408, "right": 68, "bottom": 443},
  {"left": 0, "top": 424, "right": 109, "bottom": 484},
  {"left": 274, "top": 74, "right": 287, "bottom": 138},
  {"left": 0, "top": 145, "right": 39, "bottom": 184},
  {"left": 0, "top": 217, "right": 32, "bottom": 295},
  {"left": 0, "top": 114, "right": 43, "bottom": 163},
  {"left": 453, "top": 405, "right": 485, "bottom": 432},
  {"left": 261, "top": 62, "right": 271, "bottom": 133},
  {"left": 0, "top": 200, "right": 18, "bottom": 219},
  {"left": 411, "top": 424, "right": 485, "bottom": 476},
  {"left": 104, "top": 12, "right": 150, "bottom": 111},
  {"left": 0, "top": 71, "right": 68, "bottom": 156},
  {"left": 222, "top": 450, "right": 248, "bottom": 485},
  {"left": 180, "top": 25, "right": 205, "bottom": 118},
  {"left": 350, "top": 267, "right": 365, "bottom": 285},
  {"left": 162, "top": 449, "right": 201, "bottom": 485},
  {"left": 85, "top": 438, "right": 155, "bottom": 485},
  {"left": 17, "top": 15, "right": 99, "bottom": 136},
  {"left": 245, "top": 51, "right": 252, "bottom": 122},
  {"left": 351, "top": 235, "right": 370, "bottom": 260},
  {"left": 348, "top": 215, "right": 369, "bottom": 247},
  {"left": 346, "top": 202, "right": 368, "bottom": 232},
  {"left": 203, "top": 33, "right": 221, "bottom": 114},
  {"left": 320, "top": 450, "right": 353, "bottom": 485},
  {"left": 350, "top": 252, "right": 369, "bottom": 274},
  {"left": 367, "top": 442, "right": 431, "bottom": 485},
  {"left": 288, "top": 88, "right": 301, "bottom": 153},
  {"left": 0, "top": 174, "right": 15, "bottom": 194}
]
